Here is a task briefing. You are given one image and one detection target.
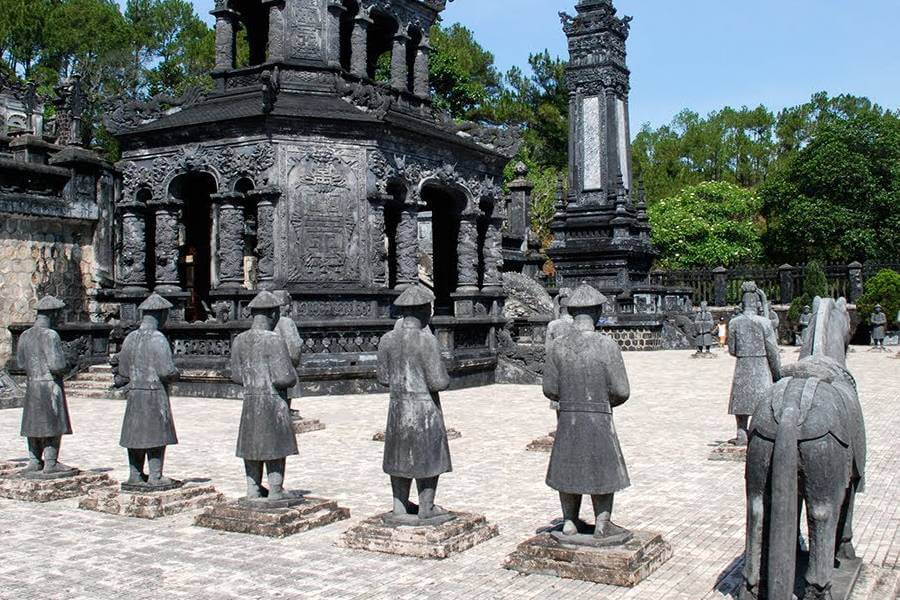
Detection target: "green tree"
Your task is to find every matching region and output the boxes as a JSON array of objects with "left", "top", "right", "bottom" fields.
[
  {"left": 857, "top": 269, "right": 900, "bottom": 329},
  {"left": 647, "top": 181, "right": 764, "bottom": 269},
  {"left": 761, "top": 105, "right": 900, "bottom": 263},
  {"left": 428, "top": 23, "right": 501, "bottom": 119},
  {"left": 788, "top": 260, "right": 828, "bottom": 321}
]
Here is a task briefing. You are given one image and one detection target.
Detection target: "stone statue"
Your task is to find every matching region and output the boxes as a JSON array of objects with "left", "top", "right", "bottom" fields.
[
  {"left": 727, "top": 282, "right": 781, "bottom": 446},
  {"left": 543, "top": 283, "right": 632, "bottom": 543},
  {"left": 116, "top": 293, "right": 180, "bottom": 488},
  {"left": 731, "top": 306, "right": 742, "bottom": 321},
  {"left": 870, "top": 304, "right": 887, "bottom": 348},
  {"left": 693, "top": 301, "right": 716, "bottom": 354},
  {"left": 229, "top": 291, "right": 298, "bottom": 501},
  {"left": 742, "top": 297, "right": 866, "bottom": 600},
  {"left": 766, "top": 302, "right": 781, "bottom": 343},
  {"left": 798, "top": 304, "right": 812, "bottom": 346},
  {"left": 16, "top": 296, "right": 73, "bottom": 476},
  {"left": 274, "top": 290, "right": 303, "bottom": 413},
  {"left": 376, "top": 285, "right": 452, "bottom": 523}
]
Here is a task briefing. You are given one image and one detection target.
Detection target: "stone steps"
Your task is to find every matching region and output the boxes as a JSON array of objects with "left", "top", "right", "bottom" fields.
[{"left": 65, "top": 362, "right": 117, "bottom": 399}]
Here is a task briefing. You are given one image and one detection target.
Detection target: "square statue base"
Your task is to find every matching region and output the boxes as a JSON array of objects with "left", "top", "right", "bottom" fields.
[
  {"left": 709, "top": 442, "right": 747, "bottom": 462},
  {"left": 0, "top": 459, "right": 28, "bottom": 476},
  {"left": 342, "top": 511, "right": 499, "bottom": 559},
  {"left": 292, "top": 417, "right": 326, "bottom": 435},
  {"left": 526, "top": 431, "right": 556, "bottom": 453},
  {"left": 0, "top": 469, "right": 115, "bottom": 502},
  {"left": 194, "top": 492, "right": 349, "bottom": 538},
  {"left": 373, "top": 429, "right": 461, "bottom": 442},
  {"left": 78, "top": 479, "right": 224, "bottom": 519},
  {"left": 504, "top": 529, "right": 672, "bottom": 587}
]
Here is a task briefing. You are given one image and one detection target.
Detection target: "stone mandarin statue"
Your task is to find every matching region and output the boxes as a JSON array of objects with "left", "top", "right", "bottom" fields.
[
  {"left": 116, "top": 293, "right": 180, "bottom": 488},
  {"left": 694, "top": 301, "right": 716, "bottom": 354},
  {"left": 543, "top": 283, "right": 632, "bottom": 543},
  {"left": 727, "top": 282, "right": 781, "bottom": 446},
  {"left": 17, "top": 296, "right": 74, "bottom": 476},
  {"left": 377, "top": 285, "right": 452, "bottom": 523},
  {"left": 230, "top": 291, "right": 299, "bottom": 501},
  {"left": 274, "top": 290, "right": 303, "bottom": 414},
  {"left": 870, "top": 304, "right": 887, "bottom": 348},
  {"left": 798, "top": 304, "right": 812, "bottom": 346}
]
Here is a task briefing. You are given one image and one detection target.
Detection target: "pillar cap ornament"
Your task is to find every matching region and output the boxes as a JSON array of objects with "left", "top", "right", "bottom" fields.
[
  {"left": 246, "top": 187, "right": 282, "bottom": 202},
  {"left": 210, "top": 191, "right": 245, "bottom": 204}
]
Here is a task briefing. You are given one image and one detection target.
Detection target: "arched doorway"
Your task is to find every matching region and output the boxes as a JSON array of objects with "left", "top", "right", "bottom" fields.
[
  {"left": 169, "top": 172, "right": 216, "bottom": 322},
  {"left": 420, "top": 184, "right": 466, "bottom": 315}
]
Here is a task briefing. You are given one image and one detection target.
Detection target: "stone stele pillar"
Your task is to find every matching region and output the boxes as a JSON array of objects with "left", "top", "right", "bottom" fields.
[
  {"left": 325, "top": 1, "right": 347, "bottom": 68},
  {"left": 152, "top": 197, "right": 183, "bottom": 294},
  {"left": 118, "top": 201, "right": 148, "bottom": 293},
  {"left": 212, "top": 192, "right": 246, "bottom": 290},
  {"left": 247, "top": 188, "right": 281, "bottom": 290},
  {"left": 350, "top": 11, "right": 372, "bottom": 78},
  {"left": 456, "top": 213, "right": 479, "bottom": 293}
]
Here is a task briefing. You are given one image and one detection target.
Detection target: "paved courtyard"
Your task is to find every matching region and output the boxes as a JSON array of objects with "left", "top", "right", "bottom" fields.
[{"left": 0, "top": 349, "right": 897, "bottom": 600}]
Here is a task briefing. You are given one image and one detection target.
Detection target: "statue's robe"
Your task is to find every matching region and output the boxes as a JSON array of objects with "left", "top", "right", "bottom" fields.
[
  {"left": 544, "top": 314, "right": 576, "bottom": 411},
  {"left": 694, "top": 309, "right": 716, "bottom": 347},
  {"left": 871, "top": 312, "right": 887, "bottom": 341},
  {"left": 727, "top": 313, "right": 781, "bottom": 416},
  {"left": 118, "top": 326, "right": 179, "bottom": 449},
  {"left": 543, "top": 328, "right": 631, "bottom": 495},
  {"left": 275, "top": 315, "right": 303, "bottom": 399},
  {"left": 17, "top": 324, "right": 71, "bottom": 438},
  {"left": 377, "top": 322, "right": 451, "bottom": 480},
  {"left": 230, "top": 328, "right": 298, "bottom": 461}
]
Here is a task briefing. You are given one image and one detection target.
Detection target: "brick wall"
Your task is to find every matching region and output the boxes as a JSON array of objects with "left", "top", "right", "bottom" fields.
[{"left": 0, "top": 215, "right": 97, "bottom": 365}]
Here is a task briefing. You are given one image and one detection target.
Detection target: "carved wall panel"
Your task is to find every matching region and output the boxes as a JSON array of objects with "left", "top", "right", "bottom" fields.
[
  {"left": 287, "top": 0, "right": 325, "bottom": 61},
  {"left": 285, "top": 145, "right": 364, "bottom": 284}
]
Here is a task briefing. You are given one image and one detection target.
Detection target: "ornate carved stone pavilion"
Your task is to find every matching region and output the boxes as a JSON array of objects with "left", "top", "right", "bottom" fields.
[
  {"left": 550, "top": 0, "right": 690, "bottom": 346},
  {"left": 100, "top": 0, "right": 518, "bottom": 394}
]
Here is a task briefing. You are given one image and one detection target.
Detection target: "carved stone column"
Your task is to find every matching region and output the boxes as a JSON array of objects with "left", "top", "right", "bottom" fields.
[
  {"left": 457, "top": 213, "right": 479, "bottom": 293},
  {"left": 413, "top": 35, "right": 432, "bottom": 97},
  {"left": 326, "top": 1, "right": 347, "bottom": 67},
  {"left": 118, "top": 201, "right": 148, "bottom": 292},
  {"left": 151, "top": 197, "right": 183, "bottom": 293},
  {"left": 262, "top": 0, "right": 285, "bottom": 62},
  {"left": 247, "top": 188, "right": 281, "bottom": 290},
  {"left": 395, "top": 203, "right": 419, "bottom": 289},
  {"left": 212, "top": 8, "right": 238, "bottom": 71},
  {"left": 369, "top": 195, "right": 388, "bottom": 287},
  {"left": 212, "top": 192, "right": 246, "bottom": 290},
  {"left": 391, "top": 27, "right": 411, "bottom": 91},
  {"left": 483, "top": 212, "right": 505, "bottom": 293},
  {"left": 350, "top": 11, "right": 372, "bottom": 78}
]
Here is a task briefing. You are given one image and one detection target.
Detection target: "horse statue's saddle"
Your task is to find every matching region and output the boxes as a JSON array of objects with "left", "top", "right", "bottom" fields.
[{"left": 751, "top": 374, "right": 851, "bottom": 446}]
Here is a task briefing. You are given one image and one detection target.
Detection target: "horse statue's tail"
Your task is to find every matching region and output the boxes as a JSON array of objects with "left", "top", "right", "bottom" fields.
[{"left": 767, "top": 380, "right": 808, "bottom": 600}]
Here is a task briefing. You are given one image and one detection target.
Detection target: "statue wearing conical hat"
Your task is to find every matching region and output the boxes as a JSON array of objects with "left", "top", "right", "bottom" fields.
[
  {"left": 797, "top": 305, "right": 812, "bottom": 346},
  {"left": 694, "top": 301, "right": 716, "bottom": 355},
  {"left": 17, "top": 296, "right": 73, "bottom": 476},
  {"left": 377, "top": 284, "right": 452, "bottom": 522},
  {"left": 116, "top": 293, "right": 180, "bottom": 488},
  {"left": 870, "top": 305, "right": 887, "bottom": 348},
  {"left": 727, "top": 282, "right": 781, "bottom": 446},
  {"left": 229, "top": 291, "right": 298, "bottom": 500},
  {"left": 543, "top": 283, "right": 633, "bottom": 543}
]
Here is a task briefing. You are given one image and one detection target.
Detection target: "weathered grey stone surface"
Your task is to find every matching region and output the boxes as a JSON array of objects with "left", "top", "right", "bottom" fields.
[
  {"left": 694, "top": 301, "right": 716, "bottom": 352},
  {"left": 504, "top": 530, "right": 673, "bottom": 587},
  {"left": 292, "top": 416, "right": 326, "bottom": 435},
  {"left": 194, "top": 494, "right": 349, "bottom": 538},
  {"left": 79, "top": 480, "right": 224, "bottom": 519},
  {"left": 0, "top": 458, "right": 27, "bottom": 475},
  {"left": 342, "top": 511, "right": 499, "bottom": 559},
  {"left": 708, "top": 442, "right": 746, "bottom": 462},
  {"left": 372, "top": 428, "right": 460, "bottom": 443},
  {"left": 525, "top": 431, "right": 556, "bottom": 453},
  {"left": 870, "top": 305, "right": 887, "bottom": 346},
  {"left": 0, "top": 469, "right": 114, "bottom": 502},
  {"left": 798, "top": 305, "right": 813, "bottom": 346}
]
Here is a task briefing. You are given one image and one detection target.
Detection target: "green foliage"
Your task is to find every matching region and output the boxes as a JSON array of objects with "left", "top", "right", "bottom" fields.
[
  {"left": 647, "top": 181, "right": 763, "bottom": 269},
  {"left": 788, "top": 260, "right": 828, "bottom": 321},
  {"left": 857, "top": 269, "right": 900, "bottom": 328},
  {"left": 428, "top": 23, "right": 501, "bottom": 119}
]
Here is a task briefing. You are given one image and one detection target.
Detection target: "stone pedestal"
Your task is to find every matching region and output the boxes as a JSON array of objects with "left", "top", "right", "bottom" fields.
[
  {"left": 78, "top": 480, "right": 224, "bottom": 519},
  {"left": 0, "top": 469, "right": 115, "bottom": 502},
  {"left": 292, "top": 416, "right": 326, "bottom": 435},
  {"left": 0, "top": 459, "right": 27, "bottom": 476},
  {"left": 342, "top": 511, "right": 499, "bottom": 559},
  {"left": 708, "top": 442, "right": 747, "bottom": 462},
  {"left": 194, "top": 493, "right": 349, "bottom": 538},
  {"left": 691, "top": 352, "right": 718, "bottom": 359},
  {"left": 526, "top": 431, "right": 556, "bottom": 453},
  {"left": 373, "top": 428, "right": 461, "bottom": 442},
  {"left": 504, "top": 529, "right": 672, "bottom": 587}
]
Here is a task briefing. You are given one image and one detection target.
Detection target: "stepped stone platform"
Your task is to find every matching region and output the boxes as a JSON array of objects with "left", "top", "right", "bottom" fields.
[
  {"left": 342, "top": 511, "right": 499, "bottom": 559},
  {"left": 79, "top": 479, "right": 224, "bottom": 519},
  {"left": 194, "top": 492, "right": 349, "bottom": 538},
  {"left": 504, "top": 528, "right": 672, "bottom": 587},
  {"left": 526, "top": 431, "right": 556, "bottom": 452},
  {"left": 0, "top": 459, "right": 27, "bottom": 476},
  {"left": 372, "top": 428, "right": 461, "bottom": 442},
  {"left": 708, "top": 441, "right": 747, "bottom": 462},
  {"left": 65, "top": 364, "right": 123, "bottom": 400},
  {"left": 0, "top": 468, "right": 115, "bottom": 502},
  {"left": 292, "top": 416, "right": 326, "bottom": 435}
]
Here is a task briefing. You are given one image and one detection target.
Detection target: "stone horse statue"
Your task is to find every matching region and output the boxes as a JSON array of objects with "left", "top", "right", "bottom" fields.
[{"left": 741, "top": 297, "right": 866, "bottom": 600}]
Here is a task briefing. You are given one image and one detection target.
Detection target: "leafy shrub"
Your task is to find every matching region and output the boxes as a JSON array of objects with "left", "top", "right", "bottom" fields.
[
  {"left": 788, "top": 261, "right": 829, "bottom": 321},
  {"left": 857, "top": 269, "right": 900, "bottom": 327}
]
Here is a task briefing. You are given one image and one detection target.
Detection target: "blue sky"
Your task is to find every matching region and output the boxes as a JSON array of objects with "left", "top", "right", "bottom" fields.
[{"left": 175, "top": 0, "right": 900, "bottom": 129}]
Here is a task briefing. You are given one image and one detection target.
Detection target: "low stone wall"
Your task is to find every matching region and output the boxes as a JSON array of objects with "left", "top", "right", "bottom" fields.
[{"left": 0, "top": 215, "right": 98, "bottom": 365}]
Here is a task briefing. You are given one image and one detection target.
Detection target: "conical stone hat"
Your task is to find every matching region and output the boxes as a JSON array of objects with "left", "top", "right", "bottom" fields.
[
  {"left": 394, "top": 285, "right": 435, "bottom": 307},
  {"left": 139, "top": 293, "right": 174, "bottom": 311},
  {"left": 248, "top": 290, "right": 281, "bottom": 310},
  {"left": 35, "top": 295, "right": 66, "bottom": 311},
  {"left": 567, "top": 283, "right": 607, "bottom": 308}
]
